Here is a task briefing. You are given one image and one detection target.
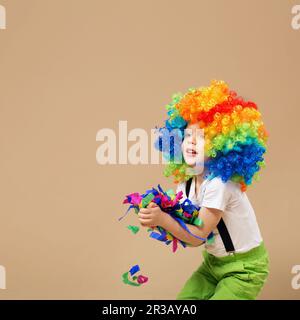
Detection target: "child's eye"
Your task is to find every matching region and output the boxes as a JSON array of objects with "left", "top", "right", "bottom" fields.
[{"left": 184, "top": 133, "right": 191, "bottom": 138}]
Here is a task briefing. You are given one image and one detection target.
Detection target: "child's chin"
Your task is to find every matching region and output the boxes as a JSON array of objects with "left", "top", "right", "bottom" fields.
[{"left": 184, "top": 158, "right": 196, "bottom": 167}]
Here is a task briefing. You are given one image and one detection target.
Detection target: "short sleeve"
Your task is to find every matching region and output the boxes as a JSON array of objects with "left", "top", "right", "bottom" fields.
[{"left": 201, "top": 177, "right": 230, "bottom": 211}]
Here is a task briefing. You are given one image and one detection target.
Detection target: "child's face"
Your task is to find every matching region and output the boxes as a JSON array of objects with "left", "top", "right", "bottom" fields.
[{"left": 182, "top": 123, "right": 205, "bottom": 167}]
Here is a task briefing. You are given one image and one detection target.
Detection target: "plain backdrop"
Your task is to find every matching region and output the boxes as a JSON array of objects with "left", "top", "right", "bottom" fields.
[{"left": 0, "top": 0, "right": 300, "bottom": 299}]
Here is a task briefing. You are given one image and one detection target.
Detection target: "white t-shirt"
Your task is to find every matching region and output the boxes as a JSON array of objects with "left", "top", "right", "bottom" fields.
[{"left": 176, "top": 176, "right": 263, "bottom": 257}]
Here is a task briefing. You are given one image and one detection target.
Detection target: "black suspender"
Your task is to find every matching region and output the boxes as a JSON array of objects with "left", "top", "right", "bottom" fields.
[
  {"left": 185, "top": 178, "right": 235, "bottom": 253},
  {"left": 216, "top": 219, "right": 235, "bottom": 253}
]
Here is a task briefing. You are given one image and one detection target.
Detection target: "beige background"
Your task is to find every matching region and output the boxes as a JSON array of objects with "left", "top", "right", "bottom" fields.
[{"left": 0, "top": 0, "right": 299, "bottom": 299}]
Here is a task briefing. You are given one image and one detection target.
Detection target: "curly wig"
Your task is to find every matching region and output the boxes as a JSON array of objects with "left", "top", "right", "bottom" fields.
[{"left": 155, "top": 80, "right": 268, "bottom": 192}]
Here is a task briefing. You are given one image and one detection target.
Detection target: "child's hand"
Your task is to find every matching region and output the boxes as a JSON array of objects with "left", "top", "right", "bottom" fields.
[{"left": 138, "top": 202, "right": 166, "bottom": 228}]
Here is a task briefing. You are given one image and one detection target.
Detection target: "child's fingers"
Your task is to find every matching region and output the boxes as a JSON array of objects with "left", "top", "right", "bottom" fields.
[
  {"left": 139, "top": 208, "right": 151, "bottom": 214},
  {"left": 147, "top": 202, "right": 157, "bottom": 209},
  {"left": 138, "top": 212, "right": 152, "bottom": 219},
  {"left": 138, "top": 218, "right": 152, "bottom": 227}
]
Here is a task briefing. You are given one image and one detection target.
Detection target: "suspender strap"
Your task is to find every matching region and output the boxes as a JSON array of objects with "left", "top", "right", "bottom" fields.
[
  {"left": 216, "top": 218, "right": 235, "bottom": 252},
  {"left": 185, "top": 178, "right": 235, "bottom": 253},
  {"left": 185, "top": 178, "right": 193, "bottom": 200}
]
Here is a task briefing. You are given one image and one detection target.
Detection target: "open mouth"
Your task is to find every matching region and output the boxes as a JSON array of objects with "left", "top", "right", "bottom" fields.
[{"left": 186, "top": 148, "right": 198, "bottom": 155}]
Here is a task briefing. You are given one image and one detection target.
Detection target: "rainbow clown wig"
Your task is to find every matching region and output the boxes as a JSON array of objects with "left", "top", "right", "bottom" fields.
[{"left": 155, "top": 80, "right": 268, "bottom": 192}]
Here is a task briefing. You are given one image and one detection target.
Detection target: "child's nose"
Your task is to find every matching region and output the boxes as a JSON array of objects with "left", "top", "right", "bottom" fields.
[{"left": 191, "top": 134, "right": 197, "bottom": 144}]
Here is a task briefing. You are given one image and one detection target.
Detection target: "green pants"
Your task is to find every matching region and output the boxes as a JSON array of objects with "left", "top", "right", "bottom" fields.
[{"left": 176, "top": 242, "right": 270, "bottom": 300}]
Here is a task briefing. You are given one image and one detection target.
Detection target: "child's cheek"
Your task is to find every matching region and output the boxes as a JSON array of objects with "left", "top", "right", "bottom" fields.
[
  {"left": 182, "top": 138, "right": 188, "bottom": 152},
  {"left": 196, "top": 138, "right": 205, "bottom": 154},
  {"left": 181, "top": 140, "right": 187, "bottom": 157}
]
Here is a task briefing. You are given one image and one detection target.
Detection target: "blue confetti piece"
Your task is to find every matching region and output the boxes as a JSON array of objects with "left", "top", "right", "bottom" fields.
[{"left": 129, "top": 265, "right": 140, "bottom": 276}]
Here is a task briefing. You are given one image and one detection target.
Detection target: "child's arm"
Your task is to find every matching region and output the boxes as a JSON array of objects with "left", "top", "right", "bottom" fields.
[
  {"left": 160, "top": 207, "right": 223, "bottom": 247},
  {"left": 138, "top": 203, "right": 223, "bottom": 247}
]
